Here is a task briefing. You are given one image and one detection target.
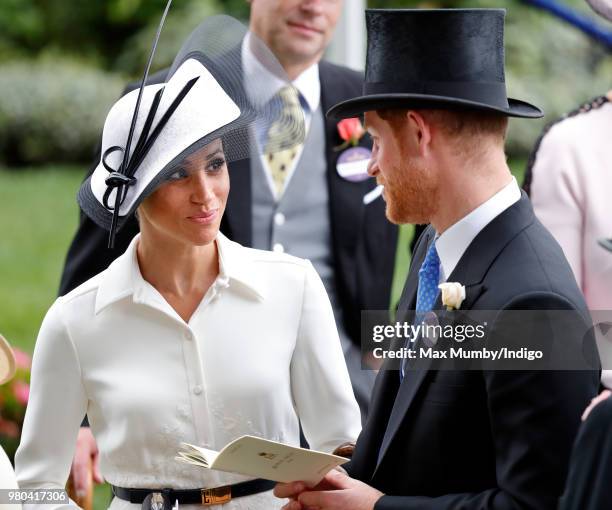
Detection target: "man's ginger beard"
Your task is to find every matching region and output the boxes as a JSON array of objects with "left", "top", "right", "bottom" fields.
[{"left": 384, "top": 152, "right": 440, "bottom": 226}]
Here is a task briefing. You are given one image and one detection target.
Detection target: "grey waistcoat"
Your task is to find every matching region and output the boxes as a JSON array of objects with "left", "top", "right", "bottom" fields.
[{"left": 251, "top": 107, "right": 339, "bottom": 310}]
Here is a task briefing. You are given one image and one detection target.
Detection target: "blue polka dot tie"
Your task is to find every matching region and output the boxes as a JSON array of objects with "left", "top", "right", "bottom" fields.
[
  {"left": 416, "top": 242, "right": 441, "bottom": 315},
  {"left": 400, "top": 242, "right": 440, "bottom": 381}
]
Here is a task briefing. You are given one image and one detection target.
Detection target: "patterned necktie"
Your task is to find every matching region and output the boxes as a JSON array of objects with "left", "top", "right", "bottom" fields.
[
  {"left": 264, "top": 85, "right": 305, "bottom": 197},
  {"left": 401, "top": 242, "right": 440, "bottom": 381},
  {"left": 416, "top": 242, "right": 441, "bottom": 315}
]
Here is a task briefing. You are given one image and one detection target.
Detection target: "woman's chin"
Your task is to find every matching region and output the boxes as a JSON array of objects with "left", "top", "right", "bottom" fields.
[{"left": 184, "top": 223, "right": 220, "bottom": 246}]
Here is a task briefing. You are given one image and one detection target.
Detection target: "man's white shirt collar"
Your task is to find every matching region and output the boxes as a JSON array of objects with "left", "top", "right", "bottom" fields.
[
  {"left": 435, "top": 178, "right": 522, "bottom": 282},
  {"left": 241, "top": 32, "right": 320, "bottom": 199},
  {"left": 241, "top": 32, "right": 320, "bottom": 114}
]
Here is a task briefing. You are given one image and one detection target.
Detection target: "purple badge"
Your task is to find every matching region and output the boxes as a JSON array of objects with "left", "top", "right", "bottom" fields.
[{"left": 336, "top": 147, "right": 372, "bottom": 182}]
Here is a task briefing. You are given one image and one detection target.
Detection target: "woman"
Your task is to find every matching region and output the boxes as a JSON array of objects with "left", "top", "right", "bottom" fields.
[
  {"left": 525, "top": 0, "right": 612, "bottom": 393},
  {"left": 14, "top": 18, "right": 360, "bottom": 510}
]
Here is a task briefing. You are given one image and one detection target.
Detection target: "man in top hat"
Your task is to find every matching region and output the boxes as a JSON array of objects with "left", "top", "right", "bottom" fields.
[
  {"left": 62, "top": 0, "right": 397, "bottom": 496},
  {"left": 275, "top": 8, "right": 600, "bottom": 510}
]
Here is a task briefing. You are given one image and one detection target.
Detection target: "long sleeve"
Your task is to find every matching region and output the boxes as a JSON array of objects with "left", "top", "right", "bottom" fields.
[
  {"left": 290, "top": 262, "right": 362, "bottom": 453},
  {"left": 530, "top": 123, "right": 584, "bottom": 289},
  {"left": 374, "top": 293, "right": 599, "bottom": 510},
  {"left": 15, "top": 301, "right": 88, "bottom": 510}
]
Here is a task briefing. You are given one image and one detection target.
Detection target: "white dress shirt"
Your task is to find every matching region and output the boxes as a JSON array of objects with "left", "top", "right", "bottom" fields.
[
  {"left": 241, "top": 33, "right": 321, "bottom": 198},
  {"left": 435, "top": 178, "right": 522, "bottom": 282},
  {"left": 0, "top": 447, "right": 20, "bottom": 510},
  {"left": 15, "top": 233, "right": 361, "bottom": 510}
]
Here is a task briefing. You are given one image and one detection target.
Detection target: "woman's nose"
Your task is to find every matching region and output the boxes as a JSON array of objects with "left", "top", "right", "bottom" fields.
[{"left": 190, "top": 172, "right": 214, "bottom": 203}]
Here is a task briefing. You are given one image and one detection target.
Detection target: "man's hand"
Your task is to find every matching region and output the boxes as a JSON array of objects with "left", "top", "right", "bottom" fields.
[
  {"left": 582, "top": 389, "right": 611, "bottom": 421},
  {"left": 275, "top": 469, "right": 383, "bottom": 510},
  {"left": 70, "top": 427, "right": 103, "bottom": 497}
]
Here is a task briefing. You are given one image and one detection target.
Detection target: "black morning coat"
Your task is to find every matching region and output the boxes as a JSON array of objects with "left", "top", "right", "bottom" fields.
[{"left": 345, "top": 194, "right": 600, "bottom": 510}]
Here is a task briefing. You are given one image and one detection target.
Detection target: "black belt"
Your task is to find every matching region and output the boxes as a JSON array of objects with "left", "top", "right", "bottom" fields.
[{"left": 112, "top": 479, "right": 276, "bottom": 507}]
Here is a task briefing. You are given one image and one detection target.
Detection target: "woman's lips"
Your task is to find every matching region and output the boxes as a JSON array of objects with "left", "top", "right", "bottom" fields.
[{"left": 187, "top": 209, "right": 218, "bottom": 224}]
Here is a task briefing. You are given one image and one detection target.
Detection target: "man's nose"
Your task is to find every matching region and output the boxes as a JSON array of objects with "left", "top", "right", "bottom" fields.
[
  {"left": 367, "top": 156, "right": 379, "bottom": 177},
  {"left": 367, "top": 144, "right": 379, "bottom": 177},
  {"left": 300, "top": 0, "right": 325, "bottom": 15}
]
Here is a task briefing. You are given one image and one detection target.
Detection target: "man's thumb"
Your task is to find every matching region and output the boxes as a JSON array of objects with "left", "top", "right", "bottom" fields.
[{"left": 325, "top": 468, "right": 351, "bottom": 489}]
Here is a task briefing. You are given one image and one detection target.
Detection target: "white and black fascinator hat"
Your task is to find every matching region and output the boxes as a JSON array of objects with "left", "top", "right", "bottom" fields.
[{"left": 78, "top": 3, "right": 304, "bottom": 247}]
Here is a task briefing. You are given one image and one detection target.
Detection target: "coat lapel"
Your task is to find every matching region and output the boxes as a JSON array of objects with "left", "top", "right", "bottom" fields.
[
  {"left": 223, "top": 157, "right": 252, "bottom": 246},
  {"left": 220, "top": 45, "right": 252, "bottom": 246},
  {"left": 319, "top": 62, "right": 374, "bottom": 258},
  {"left": 372, "top": 228, "right": 432, "bottom": 471},
  {"left": 373, "top": 194, "right": 535, "bottom": 474}
]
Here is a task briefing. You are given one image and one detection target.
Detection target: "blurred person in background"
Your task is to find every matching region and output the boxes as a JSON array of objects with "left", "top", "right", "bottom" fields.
[
  {"left": 525, "top": 0, "right": 612, "bottom": 405},
  {"left": 60, "top": 0, "right": 397, "bottom": 498}
]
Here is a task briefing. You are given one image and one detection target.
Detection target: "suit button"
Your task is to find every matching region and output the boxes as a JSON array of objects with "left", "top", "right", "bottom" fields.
[
  {"left": 273, "top": 243, "right": 285, "bottom": 253},
  {"left": 193, "top": 385, "right": 203, "bottom": 395},
  {"left": 274, "top": 212, "right": 286, "bottom": 226}
]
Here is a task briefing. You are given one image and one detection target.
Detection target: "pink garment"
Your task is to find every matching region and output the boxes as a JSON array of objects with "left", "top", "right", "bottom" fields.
[{"left": 531, "top": 100, "right": 612, "bottom": 311}]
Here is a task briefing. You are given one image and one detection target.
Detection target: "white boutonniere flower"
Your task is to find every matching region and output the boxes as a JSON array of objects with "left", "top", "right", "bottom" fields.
[{"left": 438, "top": 282, "right": 466, "bottom": 310}]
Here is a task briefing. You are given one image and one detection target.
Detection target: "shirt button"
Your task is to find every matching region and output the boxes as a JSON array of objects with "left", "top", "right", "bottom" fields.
[
  {"left": 184, "top": 331, "right": 193, "bottom": 341},
  {"left": 274, "top": 212, "right": 286, "bottom": 226},
  {"left": 193, "top": 385, "right": 203, "bottom": 395},
  {"left": 273, "top": 243, "right": 285, "bottom": 253}
]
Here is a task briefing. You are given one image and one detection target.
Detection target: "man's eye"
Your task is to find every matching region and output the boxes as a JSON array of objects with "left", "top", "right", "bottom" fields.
[{"left": 207, "top": 158, "right": 226, "bottom": 172}]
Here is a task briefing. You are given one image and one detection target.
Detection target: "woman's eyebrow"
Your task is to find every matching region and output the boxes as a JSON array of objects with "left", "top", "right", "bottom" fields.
[{"left": 205, "top": 149, "right": 223, "bottom": 160}]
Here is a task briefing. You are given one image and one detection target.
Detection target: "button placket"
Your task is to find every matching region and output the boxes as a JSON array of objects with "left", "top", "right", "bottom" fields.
[
  {"left": 180, "top": 327, "right": 210, "bottom": 445},
  {"left": 274, "top": 212, "right": 286, "bottom": 226}
]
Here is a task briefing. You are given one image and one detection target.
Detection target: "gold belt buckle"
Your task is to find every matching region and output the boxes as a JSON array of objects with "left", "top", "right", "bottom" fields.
[{"left": 201, "top": 486, "right": 231, "bottom": 506}]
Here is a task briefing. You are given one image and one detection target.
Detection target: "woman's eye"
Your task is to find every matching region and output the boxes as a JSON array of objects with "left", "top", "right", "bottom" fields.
[
  {"left": 207, "top": 158, "right": 226, "bottom": 172},
  {"left": 168, "top": 168, "right": 189, "bottom": 181}
]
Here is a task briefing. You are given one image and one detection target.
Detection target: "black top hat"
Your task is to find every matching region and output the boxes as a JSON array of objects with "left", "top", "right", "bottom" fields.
[{"left": 328, "top": 9, "right": 543, "bottom": 119}]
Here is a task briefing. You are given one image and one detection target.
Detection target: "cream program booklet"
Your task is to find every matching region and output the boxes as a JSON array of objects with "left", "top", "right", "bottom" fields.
[{"left": 176, "top": 435, "right": 349, "bottom": 486}]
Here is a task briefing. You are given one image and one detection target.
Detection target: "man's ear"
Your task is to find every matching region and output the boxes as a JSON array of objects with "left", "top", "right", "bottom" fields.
[{"left": 406, "top": 110, "right": 432, "bottom": 157}]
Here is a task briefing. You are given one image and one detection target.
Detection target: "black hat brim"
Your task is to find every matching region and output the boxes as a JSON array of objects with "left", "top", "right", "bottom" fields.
[{"left": 326, "top": 93, "right": 543, "bottom": 120}]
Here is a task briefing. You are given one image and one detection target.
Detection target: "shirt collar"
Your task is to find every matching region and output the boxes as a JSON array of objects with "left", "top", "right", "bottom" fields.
[
  {"left": 215, "top": 232, "right": 266, "bottom": 301},
  {"left": 241, "top": 32, "right": 320, "bottom": 113},
  {"left": 435, "top": 177, "right": 521, "bottom": 282},
  {"left": 95, "top": 232, "right": 265, "bottom": 315}
]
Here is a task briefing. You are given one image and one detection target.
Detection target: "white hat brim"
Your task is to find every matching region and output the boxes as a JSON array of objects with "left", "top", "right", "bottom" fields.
[{"left": 0, "top": 335, "right": 16, "bottom": 386}]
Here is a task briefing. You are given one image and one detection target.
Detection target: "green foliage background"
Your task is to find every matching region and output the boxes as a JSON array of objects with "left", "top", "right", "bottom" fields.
[
  {"left": 1, "top": 0, "right": 611, "bottom": 164},
  {"left": 0, "top": 0, "right": 250, "bottom": 166},
  {"left": 0, "top": 3, "right": 608, "bottom": 504}
]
